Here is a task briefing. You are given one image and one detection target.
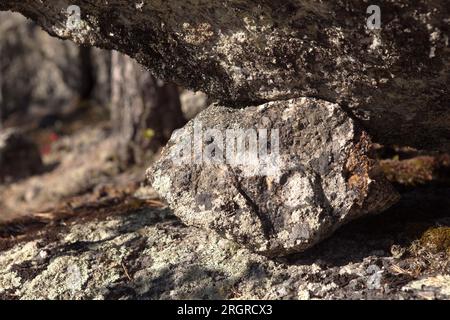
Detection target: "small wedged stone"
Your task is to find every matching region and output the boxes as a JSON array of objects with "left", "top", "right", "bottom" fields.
[{"left": 147, "top": 98, "right": 399, "bottom": 256}]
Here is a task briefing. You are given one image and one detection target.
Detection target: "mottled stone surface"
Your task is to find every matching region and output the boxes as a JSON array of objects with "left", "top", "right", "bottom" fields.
[
  {"left": 0, "top": 187, "right": 448, "bottom": 300},
  {"left": 0, "top": 1, "right": 448, "bottom": 150},
  {"left": 148, "top": 98, "right": 399, "bottom": 256}
]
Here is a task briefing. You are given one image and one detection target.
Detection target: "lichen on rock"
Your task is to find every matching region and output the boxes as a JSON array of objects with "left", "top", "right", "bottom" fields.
[
  {"left": 148, "top": 98, "right": 399, "bottom": 256},
  {"left": 0, "top": 194, "right": 448, "bottom": 300},
  {"left": 0, "top": 0, "right": 448, "bottom": 151}
]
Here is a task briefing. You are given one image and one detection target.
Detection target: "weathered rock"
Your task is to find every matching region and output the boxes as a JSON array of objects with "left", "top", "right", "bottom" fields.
[
  {"left": 148, "top": 98, "right": 399, "bottom": 256},
  {"left": 0, "top": 128, "right": 43, "bottom": 182},
  {"left": 1, "top": 1, "right": 448, "bottom": 151},
  {"left": 0, "top": 186, "right": 448, "bottom": 300}
]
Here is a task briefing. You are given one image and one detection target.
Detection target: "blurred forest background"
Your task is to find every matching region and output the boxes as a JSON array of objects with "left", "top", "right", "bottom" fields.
[{"left": 0, "top": 12, "right": 208, "bottom": 222}]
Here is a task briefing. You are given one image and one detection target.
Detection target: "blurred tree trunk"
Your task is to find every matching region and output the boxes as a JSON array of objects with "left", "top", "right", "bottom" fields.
[
  {"left": 78, "top": 46, "right": 95, "bottom": 101},
  {"left": 0, "top": 62, "right": 3, "bottom": 130},
  {"left": 110, "top": 51, "right": 185, "bottom": 165},
  {"left": 0, "top": 42, "right": 3, "bottom": 129}
]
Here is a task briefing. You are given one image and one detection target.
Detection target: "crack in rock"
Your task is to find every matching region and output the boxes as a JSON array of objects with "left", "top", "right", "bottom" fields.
[{"left": 148, "top": 98, "right": 399, "bottom": 256}]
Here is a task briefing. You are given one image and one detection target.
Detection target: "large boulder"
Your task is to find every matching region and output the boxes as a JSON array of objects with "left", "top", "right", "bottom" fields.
[
  {"left": 148, "top": 98, "right": 399, "bottom": 256},
  {"left": 1, "top": 1, "right": 448, "bottom": 150}
]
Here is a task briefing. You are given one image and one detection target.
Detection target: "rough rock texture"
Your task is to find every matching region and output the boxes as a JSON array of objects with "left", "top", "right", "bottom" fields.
[
  {"left": 0, "top": 187, "right": 448, "bottom": 300},
  {"left": 148, "top": 98, "right": 399, "bottom": 256},
  {"left": 1, "top": 1, "right": 448, "bottom": 150},
  {"left": 0, "top": 128, "right": 43, "bottom": 183}
]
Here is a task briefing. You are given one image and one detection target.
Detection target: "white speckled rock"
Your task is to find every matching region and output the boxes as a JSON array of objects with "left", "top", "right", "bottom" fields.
[
  {"left": 1, "top": 1, "right": 449, "bottom": 151},
  {"left": 148, "top": 98, "right": 399, "bottom": 256}
]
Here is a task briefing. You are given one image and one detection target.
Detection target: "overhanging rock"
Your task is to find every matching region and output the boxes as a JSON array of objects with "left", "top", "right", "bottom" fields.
[
  {"left": 148, "top": 98, "right": 399, "bottom": 256},
  {"left": 0, "top": 1, "right": 449, "bottom": 151}
]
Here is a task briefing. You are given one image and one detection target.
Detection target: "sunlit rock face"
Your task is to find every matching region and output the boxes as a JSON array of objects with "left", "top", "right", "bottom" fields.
[
  {"left": 0, "top": 1, "right": 446, "bottom": 255},
  {"left": 1, "top": 1, "right": 449, "bottom": 151},
  {"left": 148, "top": 98, "right": 399, "bottom": 256}
]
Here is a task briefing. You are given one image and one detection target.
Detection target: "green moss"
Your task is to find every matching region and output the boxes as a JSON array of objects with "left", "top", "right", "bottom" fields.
[{"left": 419, "top": 227, "right": 450, "bottom": 255}]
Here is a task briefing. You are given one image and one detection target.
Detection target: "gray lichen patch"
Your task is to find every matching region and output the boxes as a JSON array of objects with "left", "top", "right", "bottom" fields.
[
  {"left": 1, "top": 194, "right": 448, "bottom": 300},
  {"left": 1, "top": 0, "right": 448, "bottom": 151}
]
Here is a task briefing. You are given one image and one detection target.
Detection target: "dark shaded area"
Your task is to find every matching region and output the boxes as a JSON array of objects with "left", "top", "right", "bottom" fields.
[{"left": 287, "top": 186, "right": 450, "bottom": 268}]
